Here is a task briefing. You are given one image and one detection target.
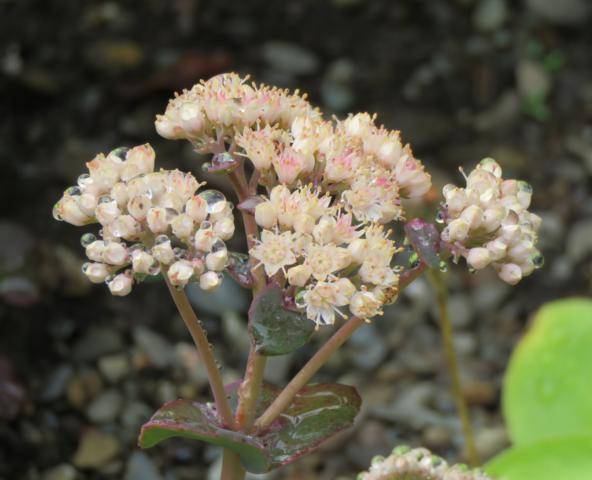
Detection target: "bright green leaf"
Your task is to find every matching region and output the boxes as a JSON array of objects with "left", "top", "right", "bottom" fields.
[
  {"left": 503, "top": 298, "right": 592, "bottom": 446},
  {"left": 486, "top": 436, "right": 592, "bottom": 480}
]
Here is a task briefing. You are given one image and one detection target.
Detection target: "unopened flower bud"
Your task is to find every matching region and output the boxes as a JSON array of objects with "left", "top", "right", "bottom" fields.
[
  {"left": 348, "top": 239, "right": 367, "bottom": 264},
  {"left": 467, "top": 247, "right": 492, "bottom": 270},
  {"left": 108, "top": 272, "right": 133, "bottom": 296},
  {"left": 336, "top": 278, "right": 356, "bottom": 298},
  {"left": 254, "top": 202, "right": 277, "bottom": 229},
  {"left": 146, "top": 207, "right": 169, "bottom": 234},
  {"left": 479, "top": 157, "right": 502, "bottom": 178},
  {"left": 95, "top": 199, "right": 120, "bottom": 225},
  {"left": 84, "top": 262, "right": 110, "bottom": 283},
  {"left": 155, "top": 115, "right": 181, "bottom": 139},
  {"left": 500, "top": 224, "right": 520, "bottom": 243},
  {"left": 214, "top": 217, "right": 235, "bottom": 240},
  {"left": 126, "top": 144, "right": 155, "bottom": 176},
  {"left": 482, "top": 207, "right": 504, "bottom": 232},
  {"left": 103, "top": 242, "right": 129, "bottom": 265},
  {"left": 171, "top": 214, "right": 194, "bottom": 239},
  {"left": 185, "top": 195, "right": 207, "bottom": 224},
  {"left": 168, "top": 260, "right": 194, "bottom": 287},
  {"left": 270, "top": 184, "right": 290, "bottom": 204},
  {"left": 86, "top": 240, "right": 106, "bottom": 262},
  {"left": 55, "top": 197, "right": 92, "bottom": 226},
  {"left": 110, "top": 215, "right": 141, "bottom": 240},
  {"left": 209, "top": 201, "right": 232, "bottom": 222},
  {"left": 127, "top": 195, "right": 152, "bottom": 221},
  {"left": 350, "top": 291, "right": 382, "bottom": 319},
  {"left": 78, "top": 194, "right": 98, "bottom": 216},
  {"left": 444, "top": 187, "right": 467, "bottom": 214},
  {"left": 313, "top": 216, "right": 335, "bottom": 244},
  {"left": 205, "top": 249, "right": 228, "bottom": 271},
  {"left": 152, "top": 238, "right": 175, "bottom": 265},
  {"left": 110, "top": 182, "right": 129, "bottom": 207},
  {"left": 486, "top": 238, "right": 507, "bottom": 261},
  {"left": 293, "top": 213, "right": 315, "bottom": 234},
  {"left": 194, "top": 228, "right": 215, "bottom": 252},
  {"left": 460, "top": 205, "right": 483, "bottom": 230},
  {"left": 199, "top": 271, "right": 222, "bottom": 291},
  {"left": 179, "top": 103, "right": 205, "bottom": 135},
  {"left": 132, "top": 250, "right": 155, "bottom": 274},
  {"left": 446, "top": 219, "right": 470, "bottom": 242},
  {"left": 516, "top": 181, "right": 533, "bottom": 209},
  {"left": 498, "top": 263, "right": 522, "bottom": 285},
  {"left": 287, "top": 264, "right": 312, "bottom": 287}
]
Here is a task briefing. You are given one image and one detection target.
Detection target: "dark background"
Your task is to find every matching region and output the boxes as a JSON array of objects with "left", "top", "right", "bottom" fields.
[{"left": 1, "top": 0, "right": 591, "bottom": 479}]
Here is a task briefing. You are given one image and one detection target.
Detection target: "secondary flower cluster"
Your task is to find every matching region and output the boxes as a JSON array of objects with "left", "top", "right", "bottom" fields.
[
  {"left": 440, "top": 158, "right": 543, "bottom": 285},
  {"left": 358, "top": 446, "right": 492, "bottom": 480},
  {"left": 155, "top": 72, "right": 320, "bottom": 152},
  {"left": 250, "top": 185, "right": 401, "bottom": 326},
  {"left": 53, "top": 144, "right": 235, "bottom": 295}
]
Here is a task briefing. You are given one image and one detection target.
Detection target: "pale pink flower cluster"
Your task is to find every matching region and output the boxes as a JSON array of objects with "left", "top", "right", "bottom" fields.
[
  {"left": 250, "top": 185, "right": 401, "bottom": 326},
  {"left": 155, "top": 73, "right": 319, "bottom": 152},
  {"left": 441, "top": 158, "right": 543, "bottom": 285},
  {"left": 359, "top": 446, "right": 491, "bottom": 480},
  {"left": 53, "top": 144, "right": 235, "bottom": 295}
]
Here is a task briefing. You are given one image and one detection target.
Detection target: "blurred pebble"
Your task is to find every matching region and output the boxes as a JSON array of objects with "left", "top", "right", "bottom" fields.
[
  {"left": 98, "top": 354, "right": 131, "bottom": 383},
  {"left": 525, "top": 0, "right": 590, "bottom": 25},
  {"left": 67, "top": 369, "right": 104, "bottom": 409},
  {"left": 41, "top": 365, "right": 73, "bottom": 401},
  {"left": 86, "top": 389, "right": 123, "bottom": 423},
  {"left": 264, "top": 354, "right": 293, "bottom": 385},
  {"left": 187, "top": 276, "right": 249, "bottom": 316},
  {"left": 133, "top": 326, "right": 175, "bottom": 369},
  {"left": 472, "top": 426, "right": 508, "bottom": 461},
  {"left": 86, "top": 40, "right": 144, "bottom": 71},
  {"left": 125, "top": 451, "right": 162, "bottom": 480},
  {"left": 73, "top": 429, "right": 121, "bottom": 469},
  {"left": 348, "top": 324, "right": 388, "bottom": 371},
  {"left": 517, "top": 59, "right": 551, "bottom": 98},
  {"left": 222, "top": 311, "right": 250, "bottom": 357},
  {"left": 42, "top": 464, "right": 77, "bottom": 480},
  {"left": 121, "top": 401, "right": 152, "bottom": 430},
  {"left": 462, "top": 380, "right": 497, "bottom": 406},
  {"left": 0, "top": 221, "right": 33, "bottom": 272},
  {"left": 473, "top": 0, "right": 507, "bottom": 32},
  {"left": 73, "top": 327, "right": 124, "bottom": 361},
  {"left": 321, "top": 59, "right": 355, "bottom": 112},
  {"left": 473, "top": 90, "right": 520, "bottom": 132},
  {"left": 261, "top": 41, "right": 319, "bottom": 75},
  {"left": 347, "top": 420, "right": 393, "bottom": 468},
  {"left": 567, "top": 220, "right": 592, "bottom": 263},
  {"left": 423, "top": 425, "right": 453, "bottom": 450}
]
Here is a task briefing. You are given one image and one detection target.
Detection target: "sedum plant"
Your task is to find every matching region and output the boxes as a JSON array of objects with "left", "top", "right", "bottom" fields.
[{"left": 52, "top": 73, "right": 543, "bottom": 479}]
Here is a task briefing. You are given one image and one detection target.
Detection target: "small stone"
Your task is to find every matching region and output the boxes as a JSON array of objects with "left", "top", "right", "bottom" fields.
[
  {"left": 133, "top": 326, "right": 174, "bottom": 369},
  {"left": 221, "top": 311, "right": 250, "bottom": 357},
  {"left": 473, "top": 0, "right": 507, "bottom": 32},
  {"left": 462, "top": 380, "right": 497, "bottom": 406},
  {"left": 86, "top": 40, "right": 144, "bottom": 71},
  {"left": 86, "top": 389, "right": 123, "bottom": 424},
  {"left": 42, "top": 464, "right": 77, "bottom": 480},
  {"left": 67, "top": 369, "right": 104, "bottom": 409},
  {"left": 120, "top": 401, "right": 152, "bottom": 430},
  {"left": 348, "top": 323, "right": 388, "bottom": 371},
  {"left": 567, "top": 220, "right": 592, "bottom": 263},
  {"left": 261, "top": 41, "right": 319, "bottom": 75},
  {"left": 423, "top": 426, "right": 453, "bottom": 450},
  {"left": 517, "top": 59, "right": 551, "bottom": 98},
  {"left": 42, "top": 365, "right": 73, "bottom": 401},
  {"left": 125, "top": 451, "right": 162, "bottom": 480},
  {"left": 98, "top": 354, "right": 130, "bottom": 383},
  {"left": 472, "top": 426, "right": 509, "bottom": 461},
  {"left": 73, "top": 327, "right": 124, "bottom": 361},
  {"left": 186, "top": 276, "right": 249, "bottom": 316},
  {"left": 73, "top": 429, "right": 121, "bottom": 469}
]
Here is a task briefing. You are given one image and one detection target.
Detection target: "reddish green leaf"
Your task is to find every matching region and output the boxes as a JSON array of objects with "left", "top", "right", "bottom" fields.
[
  {"left": 139, "top": 383, "right": 361, "bottom": 473},
  {"left": 404, "top": 219, "right": 441, "bottom": 269},
  {"left": 248, "top": 285, "right": 314, "bottom": 356}
]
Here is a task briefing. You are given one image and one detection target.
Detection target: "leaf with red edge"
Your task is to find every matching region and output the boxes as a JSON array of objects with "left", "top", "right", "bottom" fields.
[
  {"left": 139, "top": 383, "right": 361, "bottom": 473},
  {"left": 404, "top": 218, "right": 441, "bottom": 268},
  {"left": 248, "top": 284, "right": 314, "bottom": 356}
]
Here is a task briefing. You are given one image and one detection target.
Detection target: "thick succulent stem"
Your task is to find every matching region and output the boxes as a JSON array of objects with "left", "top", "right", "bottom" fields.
[
  {"left": 429, "top": 269, "right": 481, "bottom": 467},
  {"left": 220, "top": 450, "right": 245, "bottom": 480},
  {"left": 164, "top": 276, "right": 236, "bottom": 429}
]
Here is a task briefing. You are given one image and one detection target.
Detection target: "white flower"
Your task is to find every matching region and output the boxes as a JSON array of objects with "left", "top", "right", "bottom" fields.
[{"left": 249, "top": 230, "right": 296, "bottom": 276}]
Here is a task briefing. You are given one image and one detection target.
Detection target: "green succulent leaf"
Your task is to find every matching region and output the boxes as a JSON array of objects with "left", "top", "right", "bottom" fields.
[
  {"left": 139, "top": 382, "right": 361, "bottom": 473},
  {"left": 248, "top": 284, "right": 314, "bottom": 356},
  {"left": 486, "top": 436, "right": 592, "bottom": 480},
  {"left": 503, "top": 298, "right": 592, "bottom": 446}
]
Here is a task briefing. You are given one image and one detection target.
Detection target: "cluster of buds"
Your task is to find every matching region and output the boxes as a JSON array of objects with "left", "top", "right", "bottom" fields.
[
  {"left": 250, "top": 185, "right": 401, "bottom": 326},
  {"left": 155, "top": 73, "right": 319, "bottom": 152},
  {"left": 236, "top": 112, "right": 432, "bottom": 223},
  {"left": 53, "top": 144, "right": 235, "bottom": 296},
  {"left": 440, "top": 158, "right": 543, "bottom": 285},
  {"left": 358, "top": 446, "right": 492, "bottom": 480}
]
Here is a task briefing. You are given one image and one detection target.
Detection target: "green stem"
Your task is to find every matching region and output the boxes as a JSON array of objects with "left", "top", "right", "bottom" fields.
[
  {"left": 164, "top": 276, "right": 236, "bottom": 429},
  {"left": 429, "top": 269, "right": 481, "bottom": 467},
  {"left": 220, "top": 450, "right": 245, "bottom": 480}
]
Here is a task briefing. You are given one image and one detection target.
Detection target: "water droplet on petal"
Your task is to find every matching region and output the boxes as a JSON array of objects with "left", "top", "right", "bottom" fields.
[
  {"left": 66, "top": 186, "right": 82, "bottom": 196},
  {"left": 295, "top": 290, "right": 306, "bottom": 309},
  {"left": 211, "top": 239, "right": 226, "bottom": 253},
  {"left": 173, "top": 247, "right": 186, "bottom": 259},
  {"left": 408, "top": 252, "right": 420, "bottom": 268},
  {"left": 200, "top": 220, "right": 212, "bottom": 230},
  {"left": 98, "top": 195, "right": 113, "bottom": 204},
  {"left": 533, "top": 253, "right": 545, "bottom": 269},
  {"left": 81, "top": 233, "right": 97, "bottom": 247},
  {"left": 435, "top": 211, "right": 445, "bottom": 224},
  {"left": 198, "top": 189, "right": 226, "bottom": 214},
  {"left": 155, "top": 234, "right": 169, "bottom": 245},
  {"left": 438, "top": 260, "right": 448, "bottom": 272},
  {"left": 52, "top": 203, "right": 63, "bottom": 221},
  {"left": 108, "top": 146, "right": 130, "bottom": 162},
  {"left": 81, "top": 262, "right": 90, "bottom": 274},
  {"left": 148, "top": 263, "right": 161, "bottom": 275},
  {"left": 77, "top": 173, "right": 93, "bottom": 188}
]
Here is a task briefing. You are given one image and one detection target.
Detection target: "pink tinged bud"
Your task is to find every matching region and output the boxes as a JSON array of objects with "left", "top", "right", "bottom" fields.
[
  {"left": 508, "top": 242, "right": 534, "bottom": 264},
  {"left": 131, "top": 250, "right": 155, "bottom": 275},
  {"left": 254, "top": 202, "right": 277, "bottom": 229},
  {"left": 95, "top": 199, "right": 120, "bottom": 225},
  {"left": 111, "top": 182, "right": 129, "bottom": 207},
  {"left": 78, "top": 194, "right": 98, "bottom": 216},
  {"left": 127, "top": 195, "right": 151, "bottom": 221},
  {"left": 377, "top": 137, "right": 403, "bottom": 167},
  {"left": 110, "top": 215, "right": 141, "bottom": 240},
  {"left": 529, "top": 213, "right": 542, "bottom": 231},
  {"left": 127, "top": 144, "right": 155, "bottom": 174},
  {"left": 467, "top": 247, "right": 492, "bottom": 270},
  {"left": 179, "top": 103, "right": 205, "bottom": 135},
  {"left": 103, "top": 242, "right": 129, "bottom": 266},
  {"left": 168, "top": 260, "right": 194, "bottom": 287},
  {"left": 501, "top": 224, "right": 521, "bottom": 243},
  {"left": 395, "top": 157, "right": 431, "bottom": 198},
  {"left": 486, "top": 239, "right": 507, "bottom": 261},
  {"left": 152, "top": 239, "right": 175, "bottom": 265},
  {"left": 194, "top": 229, "right": 215, "bottom": 252},
  {"left": 520, "top": 259, "right": 535, "bottom": 276},
  {"left": 171, "top": 214, "right": 194, "bottom": 239},
  {"left": 498, "top": 263, "right": 522, "bottom": 285},
  {"left": 273, "top": 147, "right": 306, "bottom": 184},
  {"left": 214, "top": 217, "right": 235, "bottom": 240},
  {"left": 348, "top": 239, "right": 368, "bottom": 264},
  {"left": 482, "top": 207, "right": 505, "bottom": 232},
  {"left": 287, "top": 264, "right": 312, "bottom": 287},
  {"left": 444, "top": 187, "right": 467, "bottom": 214},
  {"left": 192, "top": 258, "right": 206, "bottom": 277},
  {"left": 85, "top": 241, "right": 106, "bottom": 262},
  {"left": 199, "top": 271, "right": 222, "bottom": 291},
  {"left": 336, "top": 278, "right": 356, "bottom": 299},
  {"left": 108, "top": 272, "right": 133, "bottom": 296},
  {"left": 55, "top": 197, "right": 92, "bottom": 226},
  {"left": 447, "top": 219, "right": 470, "bottom": 242},
  {"left": 185, "top": 196, "right": 208, "bottom": 224},
  {"left": 517, "top": 181, "right": 533, "bottom": 209},
  {"left": 479, "top": 157, "right": 502, "bottom": 178},
  {"left": 205, "top": 249, "right": 228, "bottom": 271},
  {"left": 146, "top": 207, "right": 169, "bottom": 234},
  {"left": 501, "top": 179, "right": 518, "bottom": 197},
  {"left": 84, "top": 262, "right": 110, "bottom": 283},
  {"left": 460, "top": 205, "right": 484, "bottom": 230}
]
